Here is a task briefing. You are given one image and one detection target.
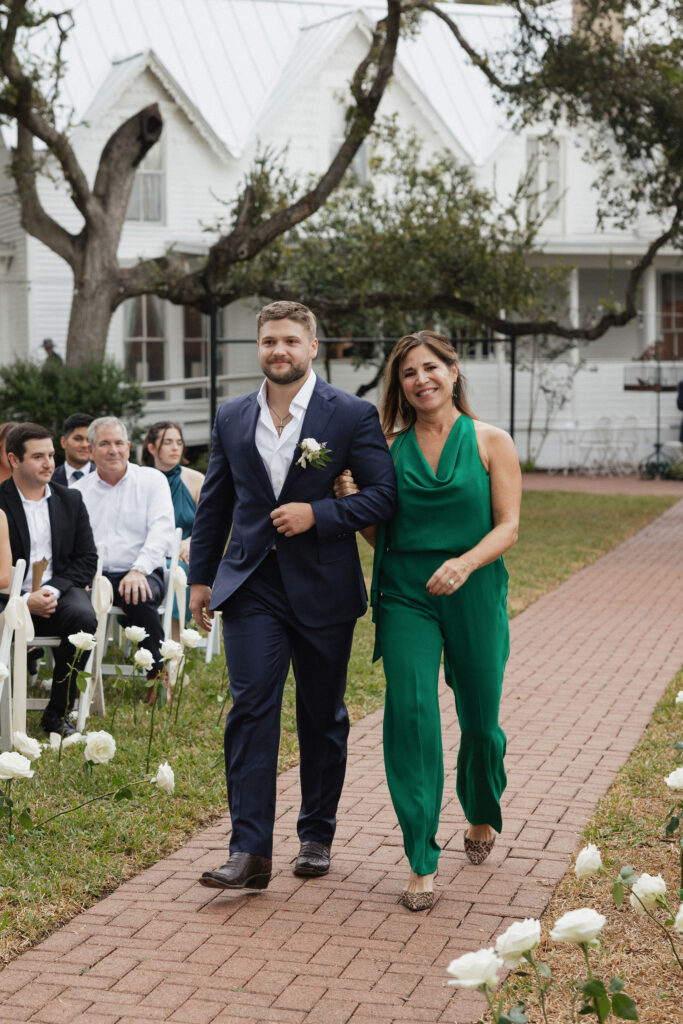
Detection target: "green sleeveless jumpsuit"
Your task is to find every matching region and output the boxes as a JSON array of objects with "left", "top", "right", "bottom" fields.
[{"left": 371, "top": 415, "right": 509, "bottom": 875}]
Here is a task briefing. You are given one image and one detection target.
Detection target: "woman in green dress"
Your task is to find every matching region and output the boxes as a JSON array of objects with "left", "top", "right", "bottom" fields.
[{"left": 336, "top": 331, "right": 521, "bottom": 910}]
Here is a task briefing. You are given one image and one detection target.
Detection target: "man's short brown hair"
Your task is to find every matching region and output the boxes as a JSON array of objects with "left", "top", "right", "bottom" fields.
[
  {"left": 6, "top": 423, "right": 52, "bottom": 461},
  {"left": 257, "top": 301, "right": 317, "bottom": 339}
]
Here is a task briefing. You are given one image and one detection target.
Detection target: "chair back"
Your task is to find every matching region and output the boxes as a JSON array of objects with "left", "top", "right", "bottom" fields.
[{"left": 0, "top": 559, "right": 26, "bottom": 750}]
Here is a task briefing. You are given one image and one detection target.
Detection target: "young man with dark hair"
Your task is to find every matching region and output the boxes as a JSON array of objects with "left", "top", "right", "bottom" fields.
[
  {"left": 52, "top": 413, "right": 95, "bottom": 486},
  {"left": 0, "top": 422, "right": 98, "bottom": 736}
]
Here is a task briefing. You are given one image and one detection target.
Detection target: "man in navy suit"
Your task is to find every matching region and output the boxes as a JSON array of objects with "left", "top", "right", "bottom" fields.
[
  {"left": 190, "top": 301, "right": 397, "bottom": 891},
  {"left": 51, "top": 413, "right": 95, "bottom": 486}
]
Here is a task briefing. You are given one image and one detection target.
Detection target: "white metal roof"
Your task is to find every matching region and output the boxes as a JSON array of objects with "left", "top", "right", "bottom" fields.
[{"left": 31, "top": 0, "right": 537, "bottom": 166}]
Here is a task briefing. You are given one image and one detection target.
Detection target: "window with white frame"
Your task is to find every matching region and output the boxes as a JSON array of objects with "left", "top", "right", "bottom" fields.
[
  {"left": 183, "top": 307, "right": 225, "bottom": 399},
  {"left": 124, "top": 295, "right": 166, "bottom": 389},
  {"left": 661, "top": 273, "right": 683, "bottom": 359},
  {"left": 126, "top": 143, "right": 164, "bottom": 222},
  {"left": 526, "top": 136, "right": 563, "bottom": 229}
]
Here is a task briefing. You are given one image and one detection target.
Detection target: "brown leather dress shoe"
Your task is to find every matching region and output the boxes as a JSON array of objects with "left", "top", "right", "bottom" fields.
[
  {"left": 199, "top": 852, "right": 272, "bottom": 890},
  {"left": 293, "top": 841, "right": 331, "bottom": 877}
]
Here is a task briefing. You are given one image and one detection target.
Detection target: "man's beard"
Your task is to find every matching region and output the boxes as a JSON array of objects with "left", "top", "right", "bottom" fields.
[{"left": 263, "top": 361, "right": 307, "bottom": 385}]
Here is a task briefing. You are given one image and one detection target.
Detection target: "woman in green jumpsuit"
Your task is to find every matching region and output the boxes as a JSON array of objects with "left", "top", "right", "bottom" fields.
[{"left": 337, "top": 331, "right": 521, "bottom": 910}]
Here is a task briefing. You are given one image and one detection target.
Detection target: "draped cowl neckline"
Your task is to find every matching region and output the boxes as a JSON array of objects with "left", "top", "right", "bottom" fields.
[{"left": 404, "top": 415, "right": 466, "bottom": 485}]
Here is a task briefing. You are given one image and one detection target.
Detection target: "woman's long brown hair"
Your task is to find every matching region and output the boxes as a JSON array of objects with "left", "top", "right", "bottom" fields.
[
  {"left": 379, "top": 331, "right": 475, "bottom": 436},
  {"left": 141, "top": 421, "right": 186, "bottom": 467}
]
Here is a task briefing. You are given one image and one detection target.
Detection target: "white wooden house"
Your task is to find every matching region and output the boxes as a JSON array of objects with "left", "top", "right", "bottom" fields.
[{"left": 0, "top": 0, "right": 680, "bottom": 468}]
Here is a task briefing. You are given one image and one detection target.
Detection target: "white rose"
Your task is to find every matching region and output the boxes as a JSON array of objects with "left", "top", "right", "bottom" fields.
[
  {"left": 575, "top": 844, "right": 602, "bottom": 880},
  {"left": 676, "top": 691, "right": 683, "bottom": 705},
  {"left": 134, "top": 648, "right": 155, "bottom": 670},
  {"left": 0, "top": 751, "right": 34, "bottom": 780},
  {"left": 67, "top": 630, "right": 97, "bottom": 652},
  {"left": 179, "top": 628, "right": 201, "bottom": 649},
  {"left": 84, "top": 730, "right": 116, "bottom": 764},
  {"left": 12, "top": 731, "right": 42, "bottom": 761},
  {"left": 0, "top": 662, "right": 8, "bottom": 681},
  {"left": 674, "top": 904, "right": 683, "bottom": 935},
  {"left": 446, "top": 948, "right": 502, "bottom": 989},
  {"left": 549, "top": 908, "right": 606, "bottom": 946},
  {"left": 151, "top": 762, "right": 175, "bottom": 794},
  {"left": 125, "top": 625, "right": 148, "bottom": 644},
  {"left": 160, "top": 639, "right": 183, "bottom": 662},
  {"left": 630, "top": 873, "right": 666, "bottom": 913},
  {"left": 49, "top": 731, "right": 84, "bottom": 750},
  {"left": 301, "top": 438, "right": 321, "bottom": 453},
  {"left": 665, "top": 767, "right": 683, "bottom": 792},
  {"left": 495, "top": 918, "right": 541, "bottom": 968}
]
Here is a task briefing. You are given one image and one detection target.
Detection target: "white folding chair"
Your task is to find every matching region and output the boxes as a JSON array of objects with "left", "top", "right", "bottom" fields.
[
  {"left": 0, "top": 559, "right": 24, "bottom": 750},
  {"left": 578, "top": 416, "right": 615, "bottom": 474},
  {"left": 204, "top": 611, "right": 222, "bottom": 664}
]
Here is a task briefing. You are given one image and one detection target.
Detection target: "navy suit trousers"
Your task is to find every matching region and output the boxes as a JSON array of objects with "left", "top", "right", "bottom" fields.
[{"left": 221, "top": 552, "right": 355, "bottom": 859}]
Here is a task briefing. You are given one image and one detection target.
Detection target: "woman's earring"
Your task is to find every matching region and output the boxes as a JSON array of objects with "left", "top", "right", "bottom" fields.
[{"left": 452, "top": 380, "right": 459, "bottom": 402}]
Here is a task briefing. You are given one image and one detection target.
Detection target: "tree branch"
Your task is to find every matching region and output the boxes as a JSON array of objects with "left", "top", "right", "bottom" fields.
[
  {"left": 0, "top": 0, "right": 94, "bottom": 223},
  {"left": 92, "top": 104, "right": 163, "bottom": 216},
  {"left": 202, "top": 0, "right": 402, "bottom": 281},
  {"left": 12, "top": 123, "right": 77, "bottom": 266}
]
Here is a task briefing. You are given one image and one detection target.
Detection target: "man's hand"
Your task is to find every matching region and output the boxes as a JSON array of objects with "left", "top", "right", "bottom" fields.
[
  {"left": 190, "top": 584, "right": 213, "bottom": 631},
  {"left": 119, "top": 569, "right": 153, "bottom": 605},
  {"left": 270, "top": 502, "right": 316, "bottom": 537},
  {"left": 27, "top": 588, "right": 58, "bottom": 618}
]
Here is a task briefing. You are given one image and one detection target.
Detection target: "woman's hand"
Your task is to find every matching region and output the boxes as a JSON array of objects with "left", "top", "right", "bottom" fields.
[
  {"left": 179, "top": 537, "right": 191, "bottom": 565},
  {"left": 333, "top": 469, "right": 359, "bottom": 498},
  {"left": 426, "top": 557, "right": 471, "bottom": 596}
]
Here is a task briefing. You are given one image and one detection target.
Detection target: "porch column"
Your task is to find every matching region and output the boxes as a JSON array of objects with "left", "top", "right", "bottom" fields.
[{"left": 643, "top": 264, "right": 657, "bottom": 349}]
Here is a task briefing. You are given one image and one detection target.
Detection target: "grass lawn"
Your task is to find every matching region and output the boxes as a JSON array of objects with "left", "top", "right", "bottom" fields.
[
  {"left": 491, "top": 667, "right": 683, "bottom": 1024},
  {"left": 0, "top": 490, "right": 676, "bottom": 964}
]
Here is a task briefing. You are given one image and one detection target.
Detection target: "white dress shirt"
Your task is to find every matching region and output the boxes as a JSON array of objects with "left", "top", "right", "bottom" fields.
[
  {"left": 17, "top": 484, "right": 58, "bottom": 598},
  {"left": 64, "top": 461, "right": 90, "bottom": 486},
  {"left": 74, "top": 462, "right": 175, "bottom": 575},
  {"left": 255, "top": 370, "right": 317, "bottom": 498}
]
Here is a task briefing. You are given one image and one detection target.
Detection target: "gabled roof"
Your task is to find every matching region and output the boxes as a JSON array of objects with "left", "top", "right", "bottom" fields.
[
  {"left": 249, "top": 8, "right": 468, "bottom": 162},
  {"left": 80, "top": 49, "right": 232, "bottom": 162},
  {"left": 37, "top": 1, "right": 562, "bottom": 166}
]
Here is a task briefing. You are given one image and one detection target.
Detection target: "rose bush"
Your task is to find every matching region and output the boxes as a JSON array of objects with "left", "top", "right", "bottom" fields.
[
  {"left": 549, "top": 908, "right": 606, "bottom": 946},
  {"left": 151, "top": 762, "right": 175, "bottom": 794},
  {"left": 0, "top": 751, "right": 34, "bottom": 780},
  {"left": 84, "top": 731, "right": 116, "bottom": 764},
  {"left": 446, "top": 947, "right": 503, "bottom": 989},
  {"left": 574, "top": 843, "right": 602, "bottom": 880},
  {"left": 630, "top": 872, "right": 667, "bottom": 913},
  {"left": 495, "top": 918, "right": 541, "bottom": 968}
]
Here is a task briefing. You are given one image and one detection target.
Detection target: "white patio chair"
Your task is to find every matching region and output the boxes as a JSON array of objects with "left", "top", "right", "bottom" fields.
[
  {"left": 612, "top": 416, "right": 640, "bottom": 475},
  {"left": 578, "top": 416, "right": 615, "bottom": 474}
]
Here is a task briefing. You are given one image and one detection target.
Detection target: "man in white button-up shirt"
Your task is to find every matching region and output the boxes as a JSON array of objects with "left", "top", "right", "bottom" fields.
[
  {"left": 75, "top": 417, "right": 175, "bottom": 675},
  {"left": 0, "top": 423, "right": 97, "bottom": 736}
]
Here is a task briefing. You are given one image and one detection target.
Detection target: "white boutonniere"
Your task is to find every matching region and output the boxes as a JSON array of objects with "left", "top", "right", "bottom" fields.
[{"left": 296, "top": 437, "right": 332, "bottom": 470}]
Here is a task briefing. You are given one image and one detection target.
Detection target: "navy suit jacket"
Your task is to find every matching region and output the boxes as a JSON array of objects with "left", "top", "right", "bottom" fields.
[
  {"left": 188, "top": 376, "right": 397, "bottom": 626},
  {"left": 51, "top": 461, "right": 95, "bottom": 486},
  {"left": 0, "top": 478, "right": 97, "bottom": 610}
]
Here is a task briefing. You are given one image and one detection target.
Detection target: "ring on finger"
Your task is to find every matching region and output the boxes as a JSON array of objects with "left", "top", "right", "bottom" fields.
[{"left": 448, "top": 578, "right": 455, "bottom": 587}]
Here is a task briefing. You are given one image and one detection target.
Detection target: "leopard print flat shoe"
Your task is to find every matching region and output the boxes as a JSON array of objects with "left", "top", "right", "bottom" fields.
[
  {"left": 464, "top": 830, "right": 496, "bottom": 865},
  {"left": 399, "top": 890, "right": 435, "bottom": 912}
]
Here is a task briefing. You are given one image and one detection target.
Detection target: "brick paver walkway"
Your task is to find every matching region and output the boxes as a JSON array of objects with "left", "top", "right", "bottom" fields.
[{"left": 1, "top": 500, "right": 682, "bottom": 1024}]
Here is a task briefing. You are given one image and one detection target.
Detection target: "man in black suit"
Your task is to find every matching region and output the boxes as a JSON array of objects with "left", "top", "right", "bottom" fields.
[
  {"left": 51, "top": 413, "right": 95, "bottom": 486},
  {"left": 0, "top": 423, "right": 97, "bottom": 736}
]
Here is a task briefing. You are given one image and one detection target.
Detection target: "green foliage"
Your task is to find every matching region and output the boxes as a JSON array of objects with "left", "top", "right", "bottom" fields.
[
  {"left": 225, "top": 123, "right": 568, "bottom": 339},
  {"left": 0, "top": 357, "right": 145, "bottom": 458}
]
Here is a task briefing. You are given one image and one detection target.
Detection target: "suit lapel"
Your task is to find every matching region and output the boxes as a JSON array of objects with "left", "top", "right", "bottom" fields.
[
  {"left": 242, "top": 395, "right": 277, "bottom": 503},
  {"left": 47, "top": 488, "right": 61, "bottom": 571},
  {"left": 278, "top": 381, "right": 336, "bottom": 503},
  {"left": 4, "top": 480, "right": 31, "bottom": 570}
]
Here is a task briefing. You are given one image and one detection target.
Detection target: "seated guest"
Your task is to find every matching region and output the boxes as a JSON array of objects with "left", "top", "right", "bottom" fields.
[
  {"left": 142, "top": 421, "right": 204, "bottom": 638},
  {"left": 0, "top": 422, "right": 19, "bottom": 484},
  {"left": 0, "top": 423, "right": 97, "bottom": 736},
  {"left": 75, "top": 417, "right": 175, "bottom": 675},
  {"left": 52, "top": 413, "right": 95, "bottom": 486}
]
